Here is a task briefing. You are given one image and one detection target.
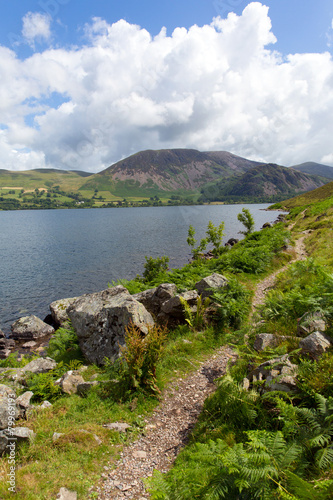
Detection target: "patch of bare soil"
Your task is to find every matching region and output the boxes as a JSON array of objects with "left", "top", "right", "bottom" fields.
[{"left": 95, "top": 346, "right": 236, "bottom": 499}]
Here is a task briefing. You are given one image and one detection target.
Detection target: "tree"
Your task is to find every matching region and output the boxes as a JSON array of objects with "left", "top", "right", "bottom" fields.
[
  {"left": 206, "top": 220, "right": 225, "bottom": 255},
  {"left": 237, "top": 208, "right": 255, "bottom": 236}
]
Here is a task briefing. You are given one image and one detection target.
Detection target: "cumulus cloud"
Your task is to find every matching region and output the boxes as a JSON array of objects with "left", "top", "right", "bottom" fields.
[
  {"left": 22, "top": 12, "right": 52, "bottom": 47},
  {"left": 0, "top": 2, "right": 333, "bottom": 172}
]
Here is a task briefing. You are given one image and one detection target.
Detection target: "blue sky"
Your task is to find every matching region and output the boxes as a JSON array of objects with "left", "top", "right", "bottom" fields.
[{"left": 0, "top": 0, "right": 333, "bottom": 171}]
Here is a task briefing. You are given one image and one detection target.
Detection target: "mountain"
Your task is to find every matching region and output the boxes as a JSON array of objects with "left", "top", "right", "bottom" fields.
[
  {"left": 199, "top": 163, "right": 330, "bottom": 203},
  {"left": 79, "top": 149, "right": 260, "bottom": 195},
  {"left": 291, "top": 161, "right": 333, "bottom": 180}
]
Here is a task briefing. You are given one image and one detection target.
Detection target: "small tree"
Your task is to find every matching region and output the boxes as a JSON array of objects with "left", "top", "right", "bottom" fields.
[
  {"left": 143, "top": 255, "right": 169, "bottom": 282},
  {"left": 186, "top": 225, "right": 207, "bottom": 259},
  {"left": 237, "top": 208, "right": 255, "bottom": 236},
  {"left": 206, "top": 220, "right": 225, "bottom": 255}
]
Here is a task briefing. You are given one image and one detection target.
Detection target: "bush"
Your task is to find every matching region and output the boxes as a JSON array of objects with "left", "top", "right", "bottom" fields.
[
  {"left": 143, "top": 255, "right": 170, "bottom": 283},
  {"left": 47, "top": 324, "right": 84, "bottom": 363},
  {"left": 213, "top": 277, "right": 251, "bottom": 328}
]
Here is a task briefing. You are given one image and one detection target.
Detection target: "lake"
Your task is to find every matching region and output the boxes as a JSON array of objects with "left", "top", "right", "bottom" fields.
[{"left": 0, "top": 204, "right": 284, "bottom": 333}]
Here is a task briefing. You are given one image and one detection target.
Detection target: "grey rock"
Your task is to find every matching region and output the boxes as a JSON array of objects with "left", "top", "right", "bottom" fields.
[
  {"left": 22, "top": 357, "right": 57, "bottom": 375},
  {"left": 0, "top": 349, "right": 12, "bottom": 360},
  {"left": 52, "top": 432, "right": 64, "bottom": 442},
  {"left": 248, "top": 355, "right": 298, "bottom": 393},
  {"left": 299, "top": 331, "right": 332, "bottom": 359},
  {"left": 133, "top": 283, "right": 177, "bottom": 317},
  {"left": 3, "top": 426, "right": 35, "bottom": 442},
  {"left": 253, "top": 334, "right": 280, "bottom": 351},
  {"left": 58, "top": 371, "right": 85, "bottom": 395},
  {"left": 0, "top": 385, "right": 17, "bottom": 430},
  {"left": 297, "top": 312, "right": 326, "bottom": 337},
  {"left": 262, "top": 222, "right": 272, "bottom": 229},
  {"left": 56, "top": 487, "right": 77, "bottom": 500},
  {"left": 267, "top": 376, "right": 298, "bottom": 392},
  {"left": 50, "top": 297, "right": 79, "bottom": 326},
  {"left": 21, "top": 341, "right": 37, "bottom": 349},
  {"left": 242, "top": 377, "right": 250, "bottom": 390},
  {"left": 104, "top": 422, "right": 131, "bottom": 433},
  {"left": 16, "top": 391, "right": 34, "bottom": 418},
  {"left": 10, "top": 315, "right": 54, "bottom": 340},
  {"left": 133, "top": 450, "right": 147, "bottom": 459},
  {"left": 161, "top": 290, "right": 198, "bottom": 317},
  {"left": 195, "top": 273, "right": 228, "bottom": 298},
  {"left": 76, "top": 381, "right": 99, "bottom": 396},
  {"left": 40, "top": 400, "right": 52, "bottom": 409},
  {"left": 67, "top": 286, "right": 154, "bottom": 365},
  {"left": 0, "top": 432, "right": 9, "bottom": 454}
]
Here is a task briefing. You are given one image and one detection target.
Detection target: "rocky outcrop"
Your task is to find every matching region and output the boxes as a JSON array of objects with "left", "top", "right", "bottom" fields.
[
  {"left": 194, "top": 273, "right": 228, "bottom": 298},
  {"left": 161, "top": 290, "right": 198, "bottom": 318},
  {"left": 299, "top": 331, "right": 332, "bottom": 359},
  {"left": 50, "top": 297, "right": 79, "bottom": 326},
  {"left": 10, "top": 315, "right": 54, "bottom": 340},
  {"left": 297, "top": 312, "right": 326, "bottom": 337},
  {"left": 133, "top": 283, "right": 177, "bottom": 317},
  {"left": 247, "top": 354, "right": 298, "bottom": 393},
  {"left": 67, "top": 286, "right": 154, "bottom": 365}
]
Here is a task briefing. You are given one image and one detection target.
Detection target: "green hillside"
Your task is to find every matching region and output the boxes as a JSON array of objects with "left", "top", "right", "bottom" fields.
[
  {"left": 199, "top": 163, "right": 330, "bottom": 203},
  {"left": 291, "top": 161, "right": 333, "bottom": 179}
]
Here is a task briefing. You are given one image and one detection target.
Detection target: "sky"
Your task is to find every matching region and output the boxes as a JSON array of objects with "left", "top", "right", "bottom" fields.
[{"left": 0, "top": 0, "right": 333, "bottom": 173}]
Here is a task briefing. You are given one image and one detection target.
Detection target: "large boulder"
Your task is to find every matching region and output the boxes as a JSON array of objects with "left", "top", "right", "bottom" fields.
[
  {"left": 57, "top": 371, "right": 85, "bottom": 395},
  {"left": 21, "top": 357, "right": 57, "bottom": 375},
  {"left": 133, "top": 283, "right": 177, "bottom": 317},
  {"left": 248, "top": 355, "right": 298, "bottom": 393},
  {"left": 49, "top": 297, "right": 79, "bottom": 326},
  {"left": 194, "top": 273, "right": 228, "bottom": 298},
  {"left": 161, "top": 290, "right": 198, "bottom": 318},
  {"left": 299, "top": 331, "right": 332, "bottom": 359},
  {"left": 67, "top": 286, "right": 154, "bottom": 365},
  {"left": 10, "top": 315, "right": 54, "bottom": 340}
]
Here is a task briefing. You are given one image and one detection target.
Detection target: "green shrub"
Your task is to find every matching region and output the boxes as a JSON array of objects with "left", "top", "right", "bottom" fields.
[
  {"left": 143, "top": 255, "right": 170, "bottom": 283},
  {"left": 180, "top": 294, "right": 210, "bottom": 331},
  {"left": 47, "top": 324, "right": 84, "bottom": 363},
  {"left": 237, "top": 207, "right": 255, "bottom": 236},
  {"left": 213, "top": 277, "right": 251, "bottom": 328}
]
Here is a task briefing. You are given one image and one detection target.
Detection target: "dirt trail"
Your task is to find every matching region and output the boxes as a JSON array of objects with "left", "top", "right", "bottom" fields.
[
  {"left": 95, "top": 346, "right": 236, "bottom": 499},
  {"left": 95, "top": 233, "right": 309, "bottom": 499}
]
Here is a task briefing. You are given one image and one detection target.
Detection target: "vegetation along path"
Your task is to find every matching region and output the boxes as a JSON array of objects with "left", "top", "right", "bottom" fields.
[
  {"left": 95, "top": 232, "right": 310, "bottom": 499},
  {"left": 95, "top": 346, "right": 236, "bottom": 499}
]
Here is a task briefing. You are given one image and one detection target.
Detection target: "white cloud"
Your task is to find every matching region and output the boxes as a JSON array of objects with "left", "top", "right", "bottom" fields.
[
  {"left": 22, "top": 12, "right": 52, "bottom": 47},
  {"left": 0, "top": 2, "right": 333, "bottom": 172}
]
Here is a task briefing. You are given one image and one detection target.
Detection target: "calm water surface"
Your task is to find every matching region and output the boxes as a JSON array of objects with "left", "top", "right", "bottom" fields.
[{"left": 0, "top": 205, "right": 284, "bottom": 332}]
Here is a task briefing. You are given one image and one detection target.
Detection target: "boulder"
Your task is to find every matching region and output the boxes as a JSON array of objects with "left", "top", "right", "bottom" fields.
[
  {"left": 0, "top": 334, "right": 15, "bottom": 359},
  {"left": 161, "top": 290, "right": 198, "bottom": 318},
  {"left": 21, "top": 357, "right": 57, "bottom": 375},
  {"left": 248, "top": 355, "right": 298, "bottom": 393},
  {"left": 57, "top": 371, "right": 85, "bottom": 395},
  {"left": 103, "top": 422, "right": 131, "bottom": 433},
  {"left": 67, "top": 286, "right": 154, "bottom": 365},
  {"left": 0, "top": 385, "right": 17, "bottom": 430},
  {"left": 297, "top": 312, "right": 326, "bottom": 337},
  {"left": 194, "top": 273, "right": 228, "bottom": 298},
  {"left": 226, "top": 238, "right": 239, "bottom": 246},
  {"left": 299, "top": 331, "right": 332, "bottom": 359},
  {"left": 76, "top": 381, "right": 99, "bottom": 396},
  {"left": 0, "top": 432, "right": 8, "bottom": 454},
  {"left": 16, "top": 391, "right": 34, "bottom": 418},
  {"left": 133, "top": 283, "right": 177, "bottom": 317},
  {"left": 49, "top": 297, "right": 79, "bottom": 326},
  {"left": 253, "top": 334, "right": 279, "bottom": 351},
  {"left": 262, "top": 222, "right": 272, "bottom": 229},
  {"left": 3, "top": 426, "right": 35, "bottom": 443},
  {"left": 10, "top": 315, "right": 54, "bottom": 340}
]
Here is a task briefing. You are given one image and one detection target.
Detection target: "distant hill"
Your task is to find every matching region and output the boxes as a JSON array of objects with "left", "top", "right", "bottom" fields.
[
  {"left": 0, "top": 168, "right": 93, "bottom": 191},
  {"left": 291, "top": 161, "right": 333, "bottom": 180},
  {"left": 79, "top": 149, "right": 260, "bottom": 195},
  {"left": 199, "top": 163, "right": 330, "bottom": 203}
]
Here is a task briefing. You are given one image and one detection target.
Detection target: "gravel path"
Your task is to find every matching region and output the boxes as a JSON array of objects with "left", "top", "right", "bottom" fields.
[
  {"left": 95, "top": 346, "right": 237, "bottom": 499},
  {"left": 95, "top": 232, "right": 309, "bottom": 499}
]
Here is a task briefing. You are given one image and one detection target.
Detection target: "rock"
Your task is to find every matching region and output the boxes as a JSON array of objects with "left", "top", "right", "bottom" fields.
[
  {"left": 161, "top": 290, "right": 198, "bottom": 318},
  {"left": 3, "top": 426, "right": 35, "bottom": 443},
  {"left": 248, "top": 355, "right": 298, "bottom": 393},
  {"left": 22, "top": 357, "right": 57, "bottom": 375},
  {"left": 299, "top": 331, "right": 333, "bottom": 359},
  {"left": 194, "top": 273, "right": 228, "bottom": 298},
  {"left": 52, "top": 432, "right": 64, "bottom": 442},
  {"left": 226, "top": 238, "right": 239, "bottom": 246},
  {"left": 103, "top": 422, "right": 131, "bottom": 433},
  {"left": 242, "top": 377, "right": 250, "bottom": 390},
  {"left": 58, "top": 371, "right": 85, "bottom": 395},
  {"left": 133, "top": 450, "right": 147, "bottom": 459},
  {"left": 40, "top": 400, "right": 52, "bottom": 409},
  {"left": 253, "top": 334, "right": 279, "bottom": 351},
  {"left": 133, "top": 283, "right": 177, "bottom": 317},
  {"left": 0, "top": 348, "right": 12, "bottom": 360},
  {"left": 10, "top": 315, "right": 55, "bottom": 341},
  {"left": 262, "top": 222, "right": 272, "bottom": 229},
  {"left": 49, "top": 297, "right": 79, "bottom": 326},
  {"left": 0, "top": 385, "right": 17, "bottom": 430},
  {"left": 0, "top": 432, "right": 8, "bottom": 454},
  {"left": 21, "top": 341, "right": 37, "bottom": 349},
  {"left": 0, "top": 335, "right": 15, "bottom": 359},
  {"left": 16, "top": 391, "right": 34, "bottom": 418},
  {"left": 76, "top": 381, "right": 99, "bottom": 396},
  {"left": 297, "top": 312, "right": 326, "bottom": 337},
  {"left": 56, "top": 487, "right": 77, "bottom": 500},
  {"left": 67, "top": 286, "right": 154, "bottom": 365}
]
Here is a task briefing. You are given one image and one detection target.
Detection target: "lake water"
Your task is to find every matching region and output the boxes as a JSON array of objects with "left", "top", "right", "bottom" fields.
[{"left": 0, "top": 205, "right": 284, "bottom": 333}]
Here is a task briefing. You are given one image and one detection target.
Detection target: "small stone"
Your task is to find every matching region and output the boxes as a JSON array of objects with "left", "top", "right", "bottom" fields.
[
  {"left": 22, "top": 341, "right": 37, "bottom": 349},
  {"left": 40, "top": 400, "right": 52, "bottom": 409},
  {"left": 133, "top": 450, "right": 147, "bottom": 459},
  {"left": 56, "top": 487, "right": 77, "bottom": 500},
  {"left": 52, "top": 432, "right": 64, "bottom": 442},
  {"left": 104, "top": 422, "right": 131, "bottom": 433}
]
